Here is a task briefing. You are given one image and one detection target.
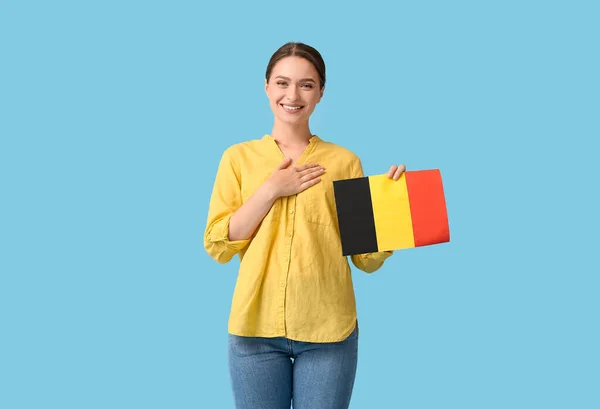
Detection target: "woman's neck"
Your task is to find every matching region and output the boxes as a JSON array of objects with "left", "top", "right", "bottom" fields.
[{"left": 270, "top": 120, "right": 313, "bottom": 149}]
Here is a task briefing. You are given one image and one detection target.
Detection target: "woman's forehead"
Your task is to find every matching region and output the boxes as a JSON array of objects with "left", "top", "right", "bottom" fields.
[{"left": 272, "top": 57, "right": 318, "bottom": 78}]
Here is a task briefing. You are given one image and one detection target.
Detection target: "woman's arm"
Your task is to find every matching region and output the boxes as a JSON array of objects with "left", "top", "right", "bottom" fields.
[
  {"left": 205, "top": 151, "right": 324, "bottom": 263},
  {"left": 227, "top": 182, "right": 279, "bottom": 241},
  {"left": 229, "top": 157, "right": 324, "bottom": 240},
  {"left": 204, "top": 147, "right": 252, "bottom": 264}
]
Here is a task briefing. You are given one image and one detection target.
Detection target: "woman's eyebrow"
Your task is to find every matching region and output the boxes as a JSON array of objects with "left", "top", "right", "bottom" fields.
[{"left": 275, "top": 75, "right": 316, "bottom": 83}]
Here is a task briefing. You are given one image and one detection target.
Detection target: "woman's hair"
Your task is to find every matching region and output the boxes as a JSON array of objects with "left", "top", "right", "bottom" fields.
[{"left": 265, "top": 42, "right": 326, "bottom": 89}]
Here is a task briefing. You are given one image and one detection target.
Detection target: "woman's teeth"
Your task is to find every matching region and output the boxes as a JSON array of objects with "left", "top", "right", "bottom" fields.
[{"left": 282, "top": 105, "right": 303, "bottom": 112}]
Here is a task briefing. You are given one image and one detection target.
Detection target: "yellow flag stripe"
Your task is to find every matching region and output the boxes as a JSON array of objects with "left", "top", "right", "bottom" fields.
[{"left": 369, "top": 174, "right": 415, "bottom": 251}]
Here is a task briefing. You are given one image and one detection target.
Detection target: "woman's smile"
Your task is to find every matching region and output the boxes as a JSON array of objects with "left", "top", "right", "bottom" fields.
[{"left": 280, "top": 103, "right": 305, "bottom": 114}]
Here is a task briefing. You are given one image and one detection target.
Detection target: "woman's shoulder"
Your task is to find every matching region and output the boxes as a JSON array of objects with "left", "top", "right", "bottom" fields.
[{"left": 219, "top": 135, "right": 268, "bottom": 158}]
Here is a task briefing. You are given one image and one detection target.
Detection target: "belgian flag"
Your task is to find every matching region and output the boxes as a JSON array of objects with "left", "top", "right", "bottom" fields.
[{"left": 333, "top": 169, "right": 450, "bottom": 256}]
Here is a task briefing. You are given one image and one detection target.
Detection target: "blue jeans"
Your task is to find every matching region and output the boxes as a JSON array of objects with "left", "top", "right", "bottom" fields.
[{"left": 228, "top": 323, "right": 359, "bottom": 409}]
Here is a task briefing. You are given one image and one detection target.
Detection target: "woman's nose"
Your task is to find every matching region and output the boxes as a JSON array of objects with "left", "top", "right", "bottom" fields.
[{"left": 286, "top": 86, "right": 299, "bottom": 101}]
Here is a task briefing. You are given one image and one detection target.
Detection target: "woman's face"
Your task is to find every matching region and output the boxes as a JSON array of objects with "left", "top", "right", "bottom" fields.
[{"left": 265, "top": 56, "right": 324, "bottom": 125}]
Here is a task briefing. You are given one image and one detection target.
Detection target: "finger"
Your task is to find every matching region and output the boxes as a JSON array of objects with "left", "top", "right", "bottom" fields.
[
  {"left": 295, "top": 162, "right": 321, "bottom": 172},
  {"left": 277, "top": 157, "right": 292, "bottom": 170},
  {"left": 393, "top": 164, "right": 406, "bottom": 180},
  {"left": 387, "top": 165, "right": 398, "bottom": 178},
  {"left": 299, "top": 176, "right": 322, "bottom": 191},
  {"left": 300, "top": 167, "right": 325, "bottom": 182},
  {"left": 299, "top": 165, "right": 325, "bottom": 177}
]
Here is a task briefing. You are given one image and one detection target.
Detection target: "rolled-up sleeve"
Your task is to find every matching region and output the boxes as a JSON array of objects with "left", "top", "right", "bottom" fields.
[
  {"left": 347, "top": 155, "right": 394, "bottom": 273},
  {"left": 204, "top": 147, "right": 251, "bottom": 264}
]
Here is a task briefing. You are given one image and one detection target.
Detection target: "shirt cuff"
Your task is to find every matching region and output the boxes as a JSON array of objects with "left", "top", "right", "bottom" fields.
[
  {"left": 205, "top": 213, "right": 251, "bottom": 252},
  {"left": 365, "top": 250, "right": 393, "bottom": 262},
  {"left": 351, "top": 250, "right": 393, "bottom": 273}
]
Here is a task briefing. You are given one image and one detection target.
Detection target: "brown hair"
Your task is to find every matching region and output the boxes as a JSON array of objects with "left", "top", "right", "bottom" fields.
[{"left": 265, "top": 42, "right": 326, "bottom": 89}]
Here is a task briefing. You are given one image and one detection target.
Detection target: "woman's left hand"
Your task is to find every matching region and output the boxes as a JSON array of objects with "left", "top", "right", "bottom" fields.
[{"left": 387, "top": 164, "right": 406, "bottom": 180}]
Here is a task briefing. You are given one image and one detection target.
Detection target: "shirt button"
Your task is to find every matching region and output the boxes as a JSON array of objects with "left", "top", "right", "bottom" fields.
[
  {"left": 281, "top": 282, "right": 285, "bottom": 288},
  {"left": 288, "top": 233, "right": 293, "bottom": 237},
  {"left": 289, "top": 210, "right": 294, "bottom": 214}
]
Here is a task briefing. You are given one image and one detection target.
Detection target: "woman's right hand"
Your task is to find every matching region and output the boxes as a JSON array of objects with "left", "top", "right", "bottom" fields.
[{"left": 265, "top": 158, "right": 325, "bottom": 198}]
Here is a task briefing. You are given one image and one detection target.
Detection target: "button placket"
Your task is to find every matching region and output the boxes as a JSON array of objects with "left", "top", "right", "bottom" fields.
[{"left": 278, "top": 195, "right": 296, "bottom": 334}]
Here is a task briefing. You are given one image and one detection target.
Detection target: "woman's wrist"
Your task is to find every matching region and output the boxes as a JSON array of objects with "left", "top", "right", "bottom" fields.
[{"left": 260, "top": 180, "right": 280, "bottom": 202}]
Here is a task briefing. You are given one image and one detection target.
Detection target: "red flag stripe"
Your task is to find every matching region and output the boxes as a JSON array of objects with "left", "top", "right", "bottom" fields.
[{"left": 405, "top": 170, "right": 450, "bottom": 247}]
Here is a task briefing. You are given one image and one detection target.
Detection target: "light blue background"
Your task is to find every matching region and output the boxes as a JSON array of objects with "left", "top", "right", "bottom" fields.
[{"left": 1, "top": 1, "right": 598, "bottom": 408}]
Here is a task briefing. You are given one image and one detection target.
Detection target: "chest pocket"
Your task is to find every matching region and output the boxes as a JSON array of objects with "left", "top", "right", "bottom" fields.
[{"left": 300, "top": 176, "right": 338, "bottom": 227}]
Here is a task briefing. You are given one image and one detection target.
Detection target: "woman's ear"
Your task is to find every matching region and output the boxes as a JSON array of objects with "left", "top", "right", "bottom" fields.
[
  {"left": 264, "top": 78, "right": 268, "bottom": 94},
  {"left": 318, "top": 86, "right": 325, "bottom": 103}
]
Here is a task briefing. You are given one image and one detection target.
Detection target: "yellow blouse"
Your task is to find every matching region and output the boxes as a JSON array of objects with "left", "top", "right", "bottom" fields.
[{"left": 204, "top": 134, "right": 393, "bottom": 342}]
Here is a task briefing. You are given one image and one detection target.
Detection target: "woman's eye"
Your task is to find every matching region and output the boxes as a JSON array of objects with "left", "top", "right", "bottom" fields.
[
  {"left": 302, "top": 84, "right": 313, "bottom": 89},
  {"left": 277, "top": 81, "right": 287, "bottom": 86}
]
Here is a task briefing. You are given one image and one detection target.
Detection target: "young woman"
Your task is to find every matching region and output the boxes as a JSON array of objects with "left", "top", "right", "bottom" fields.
[{"left": 204, "top": 42, "right": 406, "bottom": 409}]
